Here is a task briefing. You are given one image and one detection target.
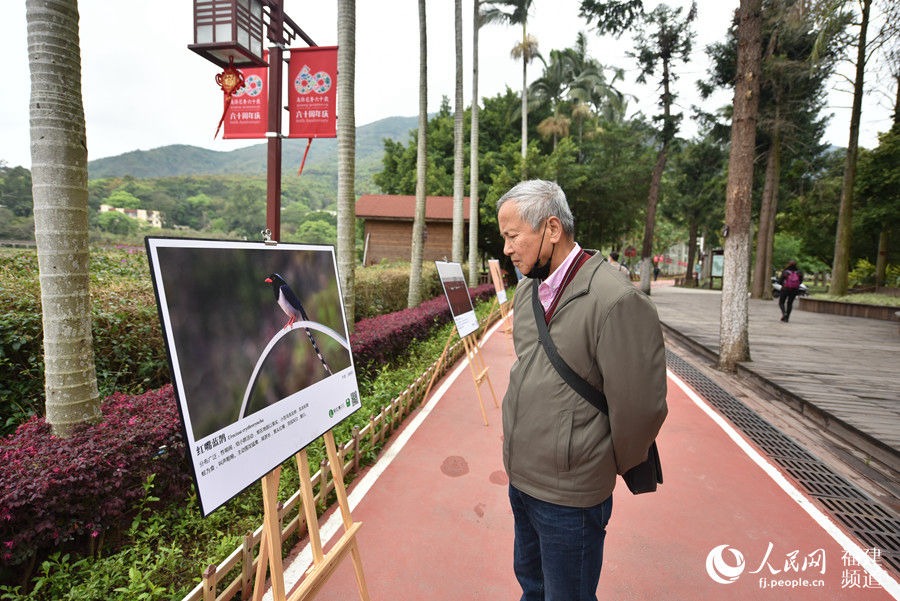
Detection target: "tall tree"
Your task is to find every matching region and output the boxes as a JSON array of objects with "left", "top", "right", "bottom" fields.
[
  {"left": 26, "top": 0, "right": 101, "bottom": 435},
  {"left": 469, "top": 1, "right": 485, "bottom": 285},
  {"left": 633, "top": 2, "right": 697, "bottom": 295},
  {"left": 830, "top": 0, "right": 872, "bottom": 295},
  {"left": 662, "top": 135, "right": 728, "bottom": 287},
  {"left": 855, "top": 122, "right": 899, "bottom": 286},
  {"left": 487, "top": 0, "right": 537, "bottom": 167},
  {"left": 337, "top": 0, "right": 356, "bottom": 326},
  {"left": 408, "top": 0, "right": 428, "bottom": 307},
  {"left": 719, "top": 0, "right": 763, "bottom": 372},
  {"left": 581, "top": 1, "right": 697, "bottom": 294},
  {"left": 452, "top": 0, "right": 465, "bottom": 266},
  {"left": 751, "top": 0, "right": 846, "bottom": 298}
]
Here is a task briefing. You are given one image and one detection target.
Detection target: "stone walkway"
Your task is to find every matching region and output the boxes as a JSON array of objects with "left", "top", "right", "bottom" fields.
[{"left": 648, "top": 282, "right": 899, "bottom": 469}]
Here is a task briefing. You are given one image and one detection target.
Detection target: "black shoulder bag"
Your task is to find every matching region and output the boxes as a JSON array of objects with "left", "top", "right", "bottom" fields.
[{"left": 531, "top": 283, "right": 662, "bottom": 494}]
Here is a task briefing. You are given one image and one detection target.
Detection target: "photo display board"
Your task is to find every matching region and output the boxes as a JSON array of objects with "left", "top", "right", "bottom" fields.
[
  {"left": 488, "top": 259, "right": 508, "bottom": 305},
  {"left": 146, "top": 238, "right": 361, "bottom": 515},
  {"left": 435, "top": 261, "right": 479, "bottom": 338}
]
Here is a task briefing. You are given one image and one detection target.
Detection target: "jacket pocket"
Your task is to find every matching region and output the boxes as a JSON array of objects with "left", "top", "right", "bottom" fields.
[{"left": 556, "top": 410, "right": 574, "bottom": 472}]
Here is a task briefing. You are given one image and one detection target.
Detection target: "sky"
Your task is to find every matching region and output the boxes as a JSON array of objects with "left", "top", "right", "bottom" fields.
[{"left": 1, "top": 0, "right": 895, "bottom": 170}]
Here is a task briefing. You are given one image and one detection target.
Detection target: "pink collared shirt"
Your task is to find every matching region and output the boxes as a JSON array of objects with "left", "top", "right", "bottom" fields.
[{"left": 538, "top": 243, "right": 582, "bottom": 311}]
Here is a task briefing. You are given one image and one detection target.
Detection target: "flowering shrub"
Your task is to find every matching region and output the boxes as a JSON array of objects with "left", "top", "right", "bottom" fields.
[
  {"left": 0, "top": 385, "right": 189, "bottom": 569},
  {"left": 351, "top": 284, "right": 495, "bottom": 375}
]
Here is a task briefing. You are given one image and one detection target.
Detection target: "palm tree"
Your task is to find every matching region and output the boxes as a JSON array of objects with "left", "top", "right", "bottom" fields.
[
  {"left": 485, "top": 0, "right": 537, "bottom": 169},
  {"left": 468, "top": 1, "right": 485, "bottom": 286},
  {"left": 512, "top": 32, "right": 539, "bottom": 168},
  {"left": 337, "top": 0, "right": 356, "bottom": 326},
  {"left": 530, "top": 49, "right": 575, "bottom": 149},
  {"left": 408, "top": 0, "right": 428, "bottom": 307},
  {"left": 452, "top": 0, "right": 465, "bottom": 266},
  {"left": 719, "top": 0, "right": 763, "bottom": 372},
  {"left": 26, "top": 0, "right": 101, "bottom": 435}
]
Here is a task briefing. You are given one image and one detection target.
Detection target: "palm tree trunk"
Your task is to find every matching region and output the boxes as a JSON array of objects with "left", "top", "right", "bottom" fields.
[
  {"left": 520, "top": 22, "right": 528, "bottom": 169},
  {"left": 830, "top": 0, "right": 870, "bottom": 296},
  {"left": 452, "top": 0, "right": 465, "bottom": 266},
  {"left": 26, "top": 0, "right": 100, "bottom": 436},
  {"left": 468, "top": 1, "right": 481, "bottom": 286},
  {"left": 718, "top": 0, "right": 762, "bottom": 372},
  {"left": 408, "top": 0, "right": 428, "bottom": 308},
  {"left": 337, "top": 0, "right": 356, "bottom": 327}
]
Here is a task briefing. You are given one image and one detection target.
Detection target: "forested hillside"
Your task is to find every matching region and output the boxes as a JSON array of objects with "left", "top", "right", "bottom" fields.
[{"left": 85, "top": 115, "right": 417, "bottom": 181}]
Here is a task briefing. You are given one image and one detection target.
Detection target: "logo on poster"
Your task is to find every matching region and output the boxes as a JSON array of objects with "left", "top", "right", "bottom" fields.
[
  {"left": 235, "top": 74, "right": 264, "bottom": 98},
  {"left": 295, "top": 65, "right": 332, "bottom": 95}
]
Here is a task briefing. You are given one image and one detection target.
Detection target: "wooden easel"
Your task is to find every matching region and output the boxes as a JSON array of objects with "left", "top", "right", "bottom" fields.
[
  {"left": 461, "top": 331, "right": 500, "bottom": 425},
  {"left": 253, "top": 430, "right": 369, "bottom": 601},
  {"left": 496, "top": 297, "right": 514, "bottom": 337},
  {"left": 423, "top": 324, "right": 500, "bottom": 426}
]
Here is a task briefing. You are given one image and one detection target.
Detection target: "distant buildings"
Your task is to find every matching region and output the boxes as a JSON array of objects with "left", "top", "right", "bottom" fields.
[
  {"left": 99, "top": 204, "right": 162, "bottom": 229},
  {"left": 355, "top": 195, "right": 470, "bottom": 266}
]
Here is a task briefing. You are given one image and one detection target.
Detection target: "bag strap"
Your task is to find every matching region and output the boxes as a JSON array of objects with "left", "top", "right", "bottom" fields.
[{"left": 531, "top": 283, "right": 609, "bottom": 415}]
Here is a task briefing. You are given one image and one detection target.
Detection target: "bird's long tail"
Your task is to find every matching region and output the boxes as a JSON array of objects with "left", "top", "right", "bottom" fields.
[{"left": 304, "top": 328, "right": 332, "bottom": 376}]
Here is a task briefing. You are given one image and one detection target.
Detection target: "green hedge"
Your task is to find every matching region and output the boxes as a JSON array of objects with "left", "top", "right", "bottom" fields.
[
  {"left": 354, "top": 262, "right": 444, "bottom": 319},
  {"left": 0, "top": 248, "right": 169, "bottom": 434},
  {"left": 0, "top": 249, "right": 477, "bottom": 433}
]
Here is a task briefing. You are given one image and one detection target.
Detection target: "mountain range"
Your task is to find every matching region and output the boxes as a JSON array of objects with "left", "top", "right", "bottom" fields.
[{"left": 86, "top": 115, "right": 418, "bottom": 180}]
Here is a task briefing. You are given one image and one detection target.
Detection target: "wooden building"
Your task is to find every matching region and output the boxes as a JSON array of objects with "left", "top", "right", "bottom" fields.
[{"left": 356, "top": 195, "right": 470, "bottom": 266}]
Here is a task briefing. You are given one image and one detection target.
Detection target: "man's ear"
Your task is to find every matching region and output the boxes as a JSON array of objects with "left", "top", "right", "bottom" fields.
[{"left": 547, "top": 216, "right": 564, "bottom": 243}]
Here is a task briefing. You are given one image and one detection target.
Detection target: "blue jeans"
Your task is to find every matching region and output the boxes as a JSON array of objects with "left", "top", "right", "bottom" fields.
[{"left": 509, "top": 485, "right": 613, "bottom": 601}]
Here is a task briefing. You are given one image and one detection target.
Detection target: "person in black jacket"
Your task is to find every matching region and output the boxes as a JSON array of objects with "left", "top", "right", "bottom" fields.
[{"left": 778, "top": 260, "right": 803, "bottom": 322}]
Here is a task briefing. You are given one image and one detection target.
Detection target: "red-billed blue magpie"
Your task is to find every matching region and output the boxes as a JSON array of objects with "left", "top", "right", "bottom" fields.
[{"left": 265, "top": 273, "right": 332, "bottom": 375}]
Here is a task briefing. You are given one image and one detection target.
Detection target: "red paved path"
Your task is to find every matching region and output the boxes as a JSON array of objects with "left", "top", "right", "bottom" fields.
[{"left": 276, "top": 319, "right": 899, "bottom": 601}]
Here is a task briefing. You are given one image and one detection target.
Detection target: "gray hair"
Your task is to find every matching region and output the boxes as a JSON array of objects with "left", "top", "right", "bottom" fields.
[{"left": 497, "top": 179, "right": 575, "bottom": 237}]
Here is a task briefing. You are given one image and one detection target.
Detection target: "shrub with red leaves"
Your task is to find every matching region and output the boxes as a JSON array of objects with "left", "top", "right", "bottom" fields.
[
  {"left": 350, "top": 284, "right": 495, "bottom": 375},
  {"left": 0, "top": 385, "right": 189, "bottom": 568},
  {"left": 0, "top": 285, "right": 495, "bottom": 569}
]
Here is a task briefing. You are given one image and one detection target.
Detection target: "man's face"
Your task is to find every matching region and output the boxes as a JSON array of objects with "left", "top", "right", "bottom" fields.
[{"left": 498, "top": 200, "right": 546, "bottom": 276}]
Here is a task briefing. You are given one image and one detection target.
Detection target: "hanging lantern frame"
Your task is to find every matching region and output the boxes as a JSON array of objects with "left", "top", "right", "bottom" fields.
[{"left": 189, "top": 0, "right": 268, "bottom": 69}]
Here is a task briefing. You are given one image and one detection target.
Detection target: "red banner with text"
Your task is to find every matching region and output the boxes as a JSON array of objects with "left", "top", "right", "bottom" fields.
[
  {"left": 288, "top": 46, "right": 338, "bottom": 138},
  {"left": 223, "top": 52, "right": 268, "bottom": 139}
]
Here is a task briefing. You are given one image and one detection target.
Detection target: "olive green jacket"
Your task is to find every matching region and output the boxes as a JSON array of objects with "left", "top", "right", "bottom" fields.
[{"left": 504, "top": 252, "right": 668, "bottom": 507}]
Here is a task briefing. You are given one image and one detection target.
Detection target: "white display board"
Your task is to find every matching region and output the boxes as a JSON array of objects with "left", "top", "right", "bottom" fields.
[
  {"left": 146, "top": 237, "right": 361, "bottom": 515},
  {"left": 435, "top": 261, "right": 479, "bottom": 338}
]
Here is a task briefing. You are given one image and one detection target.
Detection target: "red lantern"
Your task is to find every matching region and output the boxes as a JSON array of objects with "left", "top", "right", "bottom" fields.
[{"left": 214, "top": 58, "right": 245, "bottom": 139}]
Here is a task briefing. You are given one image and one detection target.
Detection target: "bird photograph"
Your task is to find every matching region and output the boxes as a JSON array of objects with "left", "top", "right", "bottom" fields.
[{"left": 150, "top": 242, "right": 354, "bottom": 440}]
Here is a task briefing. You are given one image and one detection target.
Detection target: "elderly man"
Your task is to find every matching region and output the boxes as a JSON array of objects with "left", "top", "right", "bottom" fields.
[{"left": 496, "top": 179, "right": 668, "bottom": 601}]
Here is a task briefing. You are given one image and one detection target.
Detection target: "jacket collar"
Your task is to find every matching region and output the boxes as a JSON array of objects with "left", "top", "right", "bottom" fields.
[{"left": 550, "top": 249, "right": 603, "bottom": 315}]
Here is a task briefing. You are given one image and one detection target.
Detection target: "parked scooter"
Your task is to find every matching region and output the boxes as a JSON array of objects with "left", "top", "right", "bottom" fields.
[{"left": 771, "top": 276, "right": 809, "bottom": 298}]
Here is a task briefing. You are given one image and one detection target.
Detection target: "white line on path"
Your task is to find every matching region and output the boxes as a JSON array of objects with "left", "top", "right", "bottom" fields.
[{"left": 668, "top": 369, "right": 900, "bottom": 598}]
